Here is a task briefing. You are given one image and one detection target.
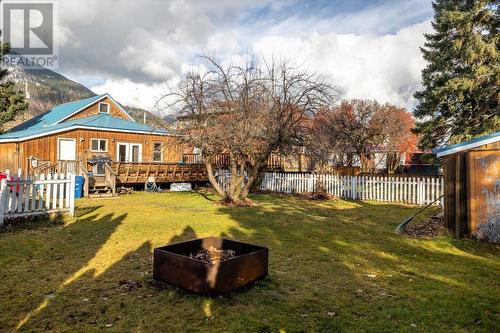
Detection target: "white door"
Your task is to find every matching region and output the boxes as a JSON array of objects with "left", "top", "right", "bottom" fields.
[
  {"left": 116, "top": 143, "right": 142, "bottom": 162},
  {"left": 117, "top": 143, "right": 129, "bottom": 162},
  {"left": 58, "top": 138, "right": 76, "bottom": 161},
  {"left": 130, "top": 144, "right": 142, "bottom": 162}
]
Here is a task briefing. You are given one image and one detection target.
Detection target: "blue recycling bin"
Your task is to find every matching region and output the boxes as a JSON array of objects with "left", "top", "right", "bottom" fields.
[{"left": 75, "top": 176, "right": 85, "bottom": 199}]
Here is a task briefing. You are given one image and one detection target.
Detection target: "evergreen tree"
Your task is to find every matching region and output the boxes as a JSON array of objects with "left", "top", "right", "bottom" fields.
[
  {"left": 0, "top": 31, "right": 28, "bottom": 132},
  {"left": 414, "top": 0, "right": 499, "bottom": 148}
]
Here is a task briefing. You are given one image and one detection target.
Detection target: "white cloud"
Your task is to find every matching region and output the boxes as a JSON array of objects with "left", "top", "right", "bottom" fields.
[
  {"left": 252, "top": 20, "right": 432, "bottom": 108},
  {"left": 57, "top": 0, "right": 433, "bottom": 112},
  {"left": 91, "top": 79, "right": 166, "bottom": 110}
]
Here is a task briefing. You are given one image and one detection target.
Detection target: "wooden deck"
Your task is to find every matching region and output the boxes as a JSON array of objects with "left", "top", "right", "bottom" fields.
[{"left": 112, "top": 162, "right": 208, "bottom": 185}]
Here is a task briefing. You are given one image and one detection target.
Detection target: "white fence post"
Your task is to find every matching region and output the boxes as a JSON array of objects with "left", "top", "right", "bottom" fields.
[
  {"left": 0, "top": 170, "right": 76, "bottom": 223},
  {"left": 217, "top": 171, "right": 444, "bottom": 207},
  {"left": 0, "top": 178, "right": 7, "bottom": 226},
  {"left": 350, "top": 176, "right": 358, "bottom": 200},
  {"left": 69, "top": 173, "right": 75, "bottom": 217}
]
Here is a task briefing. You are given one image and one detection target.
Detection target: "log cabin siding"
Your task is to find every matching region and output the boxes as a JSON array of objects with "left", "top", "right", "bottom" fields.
[
  {"left": 0, "top": 129, "right": 183, "bottom": 171},
  {"left": 0, "top": 142, "right": 21, "bottom": 171},
  {"left": 64, "top": 96, "right": 130, "bottom": 121}
]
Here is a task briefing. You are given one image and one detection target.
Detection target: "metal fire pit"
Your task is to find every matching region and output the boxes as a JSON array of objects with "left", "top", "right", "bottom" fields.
[{"left": 153, "top": 237, "right": 268, "bottom": 295}]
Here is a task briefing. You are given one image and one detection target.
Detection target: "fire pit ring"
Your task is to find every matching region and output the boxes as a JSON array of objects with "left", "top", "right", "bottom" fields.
[{"left": 153, "top": 237, "right": 268, "bottom": 295}]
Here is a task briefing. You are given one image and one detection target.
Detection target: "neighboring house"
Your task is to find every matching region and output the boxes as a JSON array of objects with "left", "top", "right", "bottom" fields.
[
  {"left": 0, "top": 94, "right": 184, "bottom": 174},
  {"left": 401, "top": 151, "right": 441, "bottom": 176}
]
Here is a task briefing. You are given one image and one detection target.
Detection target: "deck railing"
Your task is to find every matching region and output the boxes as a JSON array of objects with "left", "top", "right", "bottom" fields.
[
  {"left": 182, "top": 154, "right": 204, "bottom": 164},
  {"left": 104, "top": 163, "right": 117, "bottom": 196},
  {"left": 182, "top": 153, "right": 301, "bottom": 171},
  {"left": 30, "top": 160, "right": 81, "bottom": 176},
  {"left": 57, "top": 160, "right": 80, "bottom": 174},
  {"left": 112, "top": 162, "right": 208, "bottom": 184}
]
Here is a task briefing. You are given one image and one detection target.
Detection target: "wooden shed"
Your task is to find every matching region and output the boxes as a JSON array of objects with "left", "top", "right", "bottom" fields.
[{"left": 434, "top": 132, "right": 500, "bottom": 242}]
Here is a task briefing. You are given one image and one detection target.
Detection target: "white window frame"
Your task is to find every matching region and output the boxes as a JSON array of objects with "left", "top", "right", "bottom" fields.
[
  {"left": 130, "top": 143, "right": 142, "bottom": 163},
  {"left": 116, "top": 142, "right": 142, "bottom": 163},
  {"left": 98, "top": 102, "right": 110, "bottom": 113},
  {"left": 117, "top": 142, "right": 128, "bottom": 162},
  {"left": 153, "top": 142, "right": 163, "bottom": 162},
  {"left": 57, "top": 137, "right": 77, "bottom": 161},
  {"left": 90, "top": 138, "right": 108, "bottom": 152}
]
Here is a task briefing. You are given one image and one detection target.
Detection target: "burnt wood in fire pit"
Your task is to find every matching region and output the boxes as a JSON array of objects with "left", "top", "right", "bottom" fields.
[{"left": 153, "top": 237, "right": 268, "bottom": 295}]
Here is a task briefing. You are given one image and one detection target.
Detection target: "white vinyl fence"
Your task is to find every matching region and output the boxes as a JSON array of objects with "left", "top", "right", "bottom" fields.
[
  {"left": 218, "top": 172, "right": 444, "bottom": 206},
  {"left": 0, "top": 171, "right": 75, "bottom": 226}
]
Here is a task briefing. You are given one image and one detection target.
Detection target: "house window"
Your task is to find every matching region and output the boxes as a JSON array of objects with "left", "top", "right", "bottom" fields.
[
  {"left": 98, "top": 102, "right": 110, "bottom": 113},
  {"left": 153, "top": 142, "right": 163, "bottom": 162},
  {"left": 91, "top": 138, "right": 107, "bottom": 152},
  {"left": 117, "top": 142, "right": 142, "bottom": 163}
]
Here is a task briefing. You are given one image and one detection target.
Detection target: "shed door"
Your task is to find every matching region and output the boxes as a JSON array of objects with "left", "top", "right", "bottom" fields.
[{"left": 58, "top": 138, "right": 76, "bottom": 161}]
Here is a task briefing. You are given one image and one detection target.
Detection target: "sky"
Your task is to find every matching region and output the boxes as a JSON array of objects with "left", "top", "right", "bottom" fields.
[{"left": 55, "top": 0, "right": 435, "bottom": 114}]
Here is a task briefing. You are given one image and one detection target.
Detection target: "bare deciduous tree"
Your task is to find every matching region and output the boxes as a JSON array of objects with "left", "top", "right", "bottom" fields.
[{"left": 159, "top": 55, "right": 339, "bottom": 204}]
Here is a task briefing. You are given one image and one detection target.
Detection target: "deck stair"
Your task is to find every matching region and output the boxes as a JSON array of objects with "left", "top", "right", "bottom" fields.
[{"left": 88, "top": 176, "right": 114, "bottom": 197}]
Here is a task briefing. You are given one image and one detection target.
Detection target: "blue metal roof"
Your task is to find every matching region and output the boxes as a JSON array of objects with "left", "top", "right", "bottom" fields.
[
  {"left": 433, "top": 131, "right": 500, "bottom": 157},
  {"left": 10, "top": 94, "right": 106, "bottom": 131},
  {"left": 0, "top": 113, "right": 169, "bottom": 141}
]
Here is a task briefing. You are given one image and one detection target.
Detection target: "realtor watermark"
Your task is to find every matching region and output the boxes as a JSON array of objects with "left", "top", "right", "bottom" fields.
[{"left": 1, "top": 0, "right": 58, "bottom": 69}]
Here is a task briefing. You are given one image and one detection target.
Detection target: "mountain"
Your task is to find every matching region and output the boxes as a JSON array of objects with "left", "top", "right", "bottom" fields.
[
  {"left": 5, "top": 67, "right": 169, "bottom": 130},
  {"left": 123, "top": 106, "right": 171, "bottom": 129}
]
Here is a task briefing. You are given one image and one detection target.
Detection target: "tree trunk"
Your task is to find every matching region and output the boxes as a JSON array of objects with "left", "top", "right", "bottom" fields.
[
  {"left": 241, "top": 154, "right": 269, "bottom": 199},
  {"left": 228, "top": 152, "right": 238, "bottom": 201},
  {"left": 386, "top": 152, "right": 400, "bottom": 175},
  {"left": 360, "top": 153, "right": 373, "bottom": 174},
  {"left": 205, "top": 161, "right": 226, "bottom": 199}
]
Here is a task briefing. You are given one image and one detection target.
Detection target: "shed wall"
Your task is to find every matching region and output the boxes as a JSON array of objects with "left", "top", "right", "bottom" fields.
[
  {"left": 442, "top": 141, "right": 500, "bottom": 240},
  {"left": 466, "top": 148, "right": 500, "bottom": 242}
]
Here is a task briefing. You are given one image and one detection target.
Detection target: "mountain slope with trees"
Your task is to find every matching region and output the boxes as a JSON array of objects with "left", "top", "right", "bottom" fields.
[
  {"left": 5, "top": 67, "right": 168, "bottom": 130},
  {"left": 0, "top": 32, "right": 28, "bottom": 132}
]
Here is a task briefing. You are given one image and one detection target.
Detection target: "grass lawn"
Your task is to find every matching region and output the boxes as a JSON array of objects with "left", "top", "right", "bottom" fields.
[{"left": 0, "top": 192, "right": 499, "bottom": 332}]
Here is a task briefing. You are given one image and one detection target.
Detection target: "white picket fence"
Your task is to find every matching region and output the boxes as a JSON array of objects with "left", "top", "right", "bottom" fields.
[
  {"left": 0, "top": 171, "right": 75, "bottom": 226},
  {"left": 218, "top": 172, "right": 444, "bottom": 206}
]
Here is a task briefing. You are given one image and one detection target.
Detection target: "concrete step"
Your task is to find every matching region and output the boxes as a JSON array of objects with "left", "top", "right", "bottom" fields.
[{"left": 88, "top": 193, "right": 115, "bottom": 198}]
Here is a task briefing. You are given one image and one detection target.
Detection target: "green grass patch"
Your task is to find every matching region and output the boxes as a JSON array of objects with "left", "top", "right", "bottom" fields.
[{"left": 0, "top": 192, "right": 498, "bottom": 332}]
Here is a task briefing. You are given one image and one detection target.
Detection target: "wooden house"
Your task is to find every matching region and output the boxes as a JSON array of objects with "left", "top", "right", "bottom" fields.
[
  {"left": 0, "top": 94, "right": 207, "bottom": 196},
  {"left": 434, "top": 132, "right": 500, "bottom": 242}
]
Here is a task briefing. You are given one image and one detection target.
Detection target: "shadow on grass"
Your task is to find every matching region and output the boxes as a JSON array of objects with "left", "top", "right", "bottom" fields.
[
  {"left": 213, "top": 195, "right": 500, "bottom": 332},
  {"left": 74, "top": 205, "right": 103, "bottom": 217},
  {"left": 5, "top": 192, "right": 498, "bottom": 332},
  {"left": 0, "top": 215, "right": 66, "bottom": 233},
  {"left": 0, "top": 209, "right": 125, "bottom": 332},
  {"left": 193, "top": 189, "right": 217, "bottom": 202},
  {"left": 0, "top": 205, "right": 104, "bottom": 234}
]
